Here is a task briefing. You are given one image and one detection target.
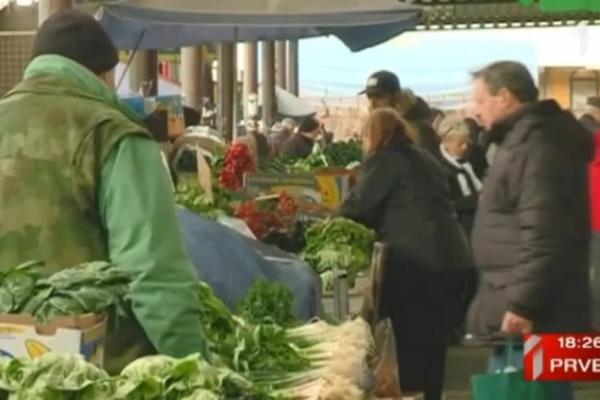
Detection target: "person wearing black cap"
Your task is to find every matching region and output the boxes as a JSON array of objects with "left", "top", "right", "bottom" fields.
[
  {"left": 0, "top": 10, "right": 206, "bottom": 372},
  {"left": 360, "top": 71, "right": 440, "bottom": 155},
  {"left": 280, "top": 115, "right": 323, "bottom": 159},
  {"left": 579, "top": 97, "right": 600, "bottom": 134}
]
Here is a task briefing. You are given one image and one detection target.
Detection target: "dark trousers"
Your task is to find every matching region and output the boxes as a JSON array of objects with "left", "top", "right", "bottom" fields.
[
  {"left": 395, "top": 339, "right": 447, "bottom": 400},
  {"left": 381, "top": 268, "right": 468, "bottom": 400}
]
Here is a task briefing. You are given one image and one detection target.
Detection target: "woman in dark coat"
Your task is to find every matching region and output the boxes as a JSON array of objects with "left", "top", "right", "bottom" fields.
[
  {"left": 340, "top": 108, "right": 472, "bottom": 400},
  {"left": 435, "top": 115, "right": 484, "bottom": 237},
  {"left": 435, "top": 116, "right": 485, "bottom": 343}
]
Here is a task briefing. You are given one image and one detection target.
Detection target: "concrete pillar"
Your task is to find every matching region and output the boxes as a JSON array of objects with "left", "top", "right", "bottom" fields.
[
  {"left": 181, "top": 46, "right": 204, "bottom": 110},
  {"left": 261, "top": 41, "right": 276, "bottom": 129},
  {"left": 275, "top": 40, "right": 287, "bottom": 90},
  {"left": 38, "top": 0, "right": 72, "bottom": 25},
  {"left": 243, "top": 42, "right": 258, "bottom": 123},
  {"left": 218, "top": 43, "right": 236, "bottom": 141},
  {"left": 287, "top": 40, "right": 299, "bottom": 96}
]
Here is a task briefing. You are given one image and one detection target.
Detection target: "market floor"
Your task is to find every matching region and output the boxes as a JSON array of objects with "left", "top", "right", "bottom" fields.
[{"left": 443, "top": 346, "right": 600, "bottom": 400}]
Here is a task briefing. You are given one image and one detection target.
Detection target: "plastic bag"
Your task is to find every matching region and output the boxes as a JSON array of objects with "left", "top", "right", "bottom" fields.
[
  {"left": 372, "top": 319, "right": 402, "bottom": 399},
  {"left": 360, "top": 242, "right": 385, "bottom": 326},
  {"left": 360, "top": 243, "right": 402, "bottom": 398}
]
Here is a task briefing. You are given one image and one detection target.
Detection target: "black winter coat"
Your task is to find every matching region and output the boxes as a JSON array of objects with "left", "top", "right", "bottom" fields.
[
  {"left": 468, "top": 100, "right": 593, "bottom": 340},
  {"left": 340, "top": 138, "right": 471, "bottom": 274},
  {"left": 435, "top": 147, "right": 484, "bottom": 238}
]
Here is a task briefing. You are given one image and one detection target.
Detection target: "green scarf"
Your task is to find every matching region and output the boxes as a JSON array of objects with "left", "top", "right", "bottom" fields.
[{"left": 24, "top": 54, "right": 142, "bottom": 123}]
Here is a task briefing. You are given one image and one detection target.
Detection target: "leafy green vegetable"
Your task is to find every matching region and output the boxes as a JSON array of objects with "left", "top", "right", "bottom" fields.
[
  {"left": 0, "top": 260, "right": 44, "bottom": 314},
  {"left": 0, "top": 289, "right": 13, "bottom": 314},
  {"left": 239, "top": 279, "right": 296, "bottom": 327},
  {"left": 301, "top": 217, "right": 375, "bottom": 289},
  {"left": 115, "top": 353, "right": 262, "bottom": 400},
  {"left": 196, "top": 281, "right": 237, "bottom": 344},
  {"left": 11, "top": 353, "right": 113, "bottom": 400},
  {"left": 322, "top": 139, "right": 363, "bottom": 168},
  {"left": 196, "top": 282, "right": 309, "bottom": 376},
  {"left": 2, "top": 261, "right": 130, "bottom": 322},
  {"left": 181, "top": 388, "right": 219, "bottom": 400},
  {"left": 175, "top": 182, "right": 233, "bottom": 220},
  {"left": 270, "top": 140, "right": 363, "bottom": 173},
  {"left": 0, "top": 357, "right": 28, "bottom": 393}
]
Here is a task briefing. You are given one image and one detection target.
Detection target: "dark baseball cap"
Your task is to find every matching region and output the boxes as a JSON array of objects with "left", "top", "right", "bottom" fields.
[{"left": 359, "top": 70, "right": 401, "bottom": 97}]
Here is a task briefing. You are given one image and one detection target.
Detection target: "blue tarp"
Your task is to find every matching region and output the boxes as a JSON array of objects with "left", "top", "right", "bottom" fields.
[
  {"left": 176, "top": 208, "right": 322, "bottom": 320},
  {"left": 86, "top": 0, "right": 421, "bottom": 52}
]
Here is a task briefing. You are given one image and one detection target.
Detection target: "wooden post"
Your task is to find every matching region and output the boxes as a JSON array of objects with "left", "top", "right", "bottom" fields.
[
  {"left": 262, "top": 41, "right": 276, "bottom": 129},
  {"left": 243, "top": 42, "right": 258, "bottom": 123},
  {"left": 181, "top": 46, "right": 204, "bottom": 110},
  {"left": 287, "top": 40, "right": 299, "bottom": 96},
  {"left": 275, "top": 40, "right": 287, "bottom": 90}
]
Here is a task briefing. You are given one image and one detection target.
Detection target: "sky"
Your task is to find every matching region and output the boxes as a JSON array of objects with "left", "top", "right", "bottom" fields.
[
  {"left": 115, "top": 24, "right": 600, "bottom": 101},
  {"left": 297, "top": 25, "right": 600, "bottom": 97}
]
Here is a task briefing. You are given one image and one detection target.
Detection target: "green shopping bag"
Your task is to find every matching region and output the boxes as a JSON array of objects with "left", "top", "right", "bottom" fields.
[{"left": 471, "top": 341, "right": 555, "bottom": 400}]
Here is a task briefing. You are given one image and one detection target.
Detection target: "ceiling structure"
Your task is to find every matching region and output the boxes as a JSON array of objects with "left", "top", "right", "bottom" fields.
[{"left": 407, "top": 0, "right": 600, "bottom": 30}]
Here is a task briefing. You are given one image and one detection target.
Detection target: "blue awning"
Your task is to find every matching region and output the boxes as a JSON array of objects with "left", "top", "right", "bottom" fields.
[{"left": 86, "top": 0, "right": 421, "bottom": 52}]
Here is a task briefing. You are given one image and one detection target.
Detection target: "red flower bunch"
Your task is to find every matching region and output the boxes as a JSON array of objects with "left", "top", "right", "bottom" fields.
[
  {"left": 235, "top": 192, "right": 298, "bottom": 240},
  {"left": 277, "top": 192, "right": 298, "bottom": 219},
  {"left": 235, "top": 202, "right": 283, "bottom": 240},
  {"left": 219, "top": 143, "right": 255, "bottom": 190}
]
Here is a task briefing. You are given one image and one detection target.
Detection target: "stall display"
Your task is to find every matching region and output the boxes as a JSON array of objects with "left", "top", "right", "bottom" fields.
[
  {"left": 1, "top": 281, "right": 374, "bottom": 400},
  {"left": 175, "top": 182, "right": 234, "bottom": 221},
  {"left": 270, "top": 139, "right": 363, "bottom": 173}
]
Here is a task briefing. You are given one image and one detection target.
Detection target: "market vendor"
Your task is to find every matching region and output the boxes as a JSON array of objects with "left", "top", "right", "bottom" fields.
[
  {"left": 281, "top": 115, "right": 323, "bottom": 159},
  {"left": 0, "top": 11, "right": 206, "bottom": 372}
]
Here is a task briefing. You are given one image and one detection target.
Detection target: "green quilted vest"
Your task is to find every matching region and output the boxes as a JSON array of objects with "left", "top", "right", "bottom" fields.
[{"left": 0, "top": 73, "right": 154, "bottom": 373}]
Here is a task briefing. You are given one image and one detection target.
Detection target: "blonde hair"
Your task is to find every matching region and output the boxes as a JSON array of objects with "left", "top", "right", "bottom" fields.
[
  {"left": 437, "top": 115, "right": 470, "bottom": 142},
  {"left": 362, "top": 108, "right": 412, "bottom": 155}
]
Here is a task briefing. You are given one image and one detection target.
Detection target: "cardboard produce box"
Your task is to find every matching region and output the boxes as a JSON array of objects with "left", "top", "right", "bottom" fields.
[{"left": 0, "top": 313, "right": 106, "bottom": 367}]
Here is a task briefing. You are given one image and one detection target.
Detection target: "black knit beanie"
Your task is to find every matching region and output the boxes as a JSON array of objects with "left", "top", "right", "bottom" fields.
[{"left": 32, "top": 10, "right": 118, "bottom": 75}]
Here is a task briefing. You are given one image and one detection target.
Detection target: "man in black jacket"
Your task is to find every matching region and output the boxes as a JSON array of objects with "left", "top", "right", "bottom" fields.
[{"left": 468, "top": 61, "right": 592, "bottom": 398}]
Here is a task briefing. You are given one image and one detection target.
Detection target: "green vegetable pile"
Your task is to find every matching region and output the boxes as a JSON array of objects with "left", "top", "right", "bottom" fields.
[
  {"left": 322, "top": 139, "right": 363, "bottom": 168},
  {"left": 0, "top": 353, "right": 271, "bottom": 400},
  {"left": 0, "top": 278, "right": 374, "bottom": 400},
  {"left": 196, "top": 282, "right": 307, "bottom": 374},
  {"left": 301, "top": 218, "right": 376, "bottom": 289},
  {"left": 114, "top": 354, "right": 268, "bottom": 400},
  {"left": 195, "top": 282, "right": 374, "bottom": 399},
  {"left": 0, "top": 353, "right": 113, "bottom": 400},
  {"left": 269, "top": 140, "right": 363, "bottom": 173},
  {"left": 239, "top": 279, "right": 296, "bottom": 327},
  {"left": 0, "top": 261, "right": 129, "bottom": 322},
  {"left": 175, "top": 182, "right": 234, "bottom": 220}
]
